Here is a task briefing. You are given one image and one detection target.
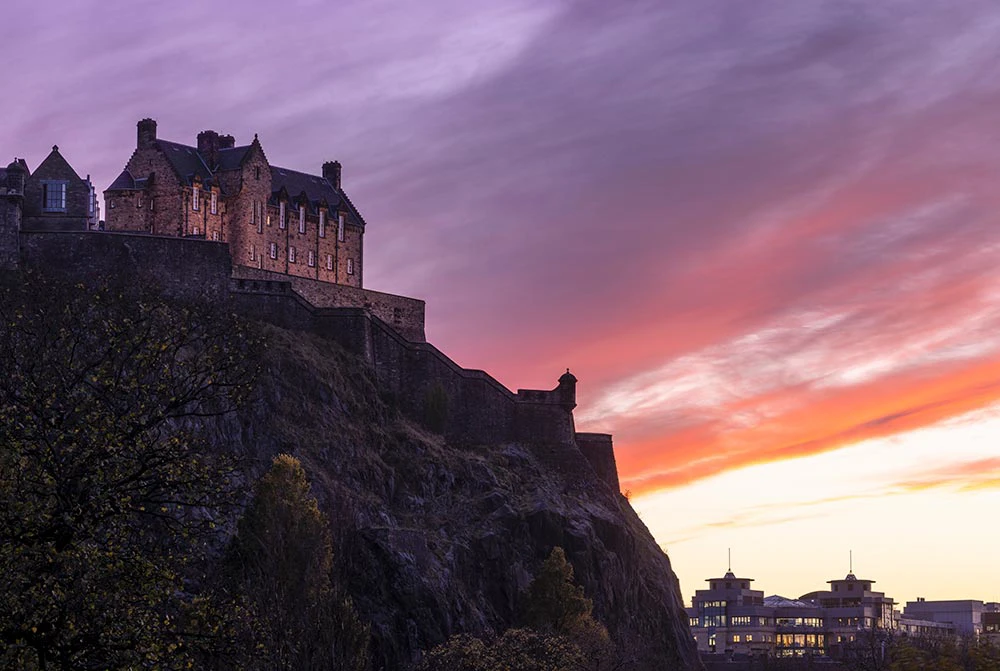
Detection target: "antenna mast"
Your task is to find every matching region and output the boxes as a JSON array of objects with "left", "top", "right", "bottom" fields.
[{"left": 728, "top": 548, "right": 731, "bottom": 572}]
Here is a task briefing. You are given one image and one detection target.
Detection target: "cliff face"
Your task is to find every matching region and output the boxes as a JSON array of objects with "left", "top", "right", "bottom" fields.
[{"left": 212, "top": 324, "right": 698, "bottom": 670}]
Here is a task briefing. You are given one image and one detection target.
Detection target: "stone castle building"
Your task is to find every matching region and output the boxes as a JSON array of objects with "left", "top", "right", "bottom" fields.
[
  {"left": 0, "top": 121, "right": 622, "bottom": 493},
  {"left": 105, "top": 119, "right": 362, "bottom": 288}
]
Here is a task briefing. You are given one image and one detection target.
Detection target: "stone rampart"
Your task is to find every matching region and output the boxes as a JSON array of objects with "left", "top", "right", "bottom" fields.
[
  {"left": 232, "top": 264, "right": 425, "bottom": 341},
  {"left": 20, "top": 231, "right": 232, "bottom": 302},
  {"left": 575, "top": 433, "right": 621, "bottom": 492}
]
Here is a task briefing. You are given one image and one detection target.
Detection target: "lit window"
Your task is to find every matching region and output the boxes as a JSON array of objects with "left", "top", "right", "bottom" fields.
[
  {"left": 269, "top": 242, "right": 277, "bottom": 259},
  {"left": 733, "top": 635, "right": 740, "bottom": 643},
  {"left": 307, "top": 250, "right": 315, "bottom": 267},
  {"left": 746, "top": 635, "right": 753, "bottom": 642},
  {"left": 347, "top": 258, "right": 354, "bottom": 275},
  {"left": 211, "top": 192, "right": 218, "bottom": 214},
  {"left": 192, "top": 187, "right": 199, "bottom": 211},
  {"left": 289, "top": 246, "right": 296, "bottom": 263},
  {"left": 299, "top": 206, "right": 305, "bottom": 234},
  {"left": 279, "top": 202, "right": 286, "bottom": 229},
  {"left": 319, "top": 211, "right": 326, "bottom": 237},
  {"left": 42, "top": 181, "right": 67, "bottom": 212},
  {"left": 337, "top": 213, "right": 345, "bottom": 241},
  {"left": 326, "top": 254, "right": 333, "bottom": 270}
]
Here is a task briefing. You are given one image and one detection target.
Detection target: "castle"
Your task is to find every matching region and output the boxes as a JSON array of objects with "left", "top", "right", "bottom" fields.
[{"left": 0, "top": 119, "right": 620, "bottom": 491}]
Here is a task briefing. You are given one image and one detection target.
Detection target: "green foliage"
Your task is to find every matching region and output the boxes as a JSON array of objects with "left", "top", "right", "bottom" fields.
[
  {"left": 522, "top": 547, "right": 594, "bottom": 635},
  {"left": 888, "top": 635, "right": 1000, "bottom": 671},
  {"left": 423, "top": 381, "right": 449, "bottom": 433},
  {"left": 419, "top": 547, "right": 621, "bottom": 671},
  {"left": 417, "top": 628, "right": 587, "bottom": 671},
  {"left": 0, "top": 273, "right": 256, "bottom": 669},
  {"left": 228, "top": 453, "right": 370, "bottom": 670}
]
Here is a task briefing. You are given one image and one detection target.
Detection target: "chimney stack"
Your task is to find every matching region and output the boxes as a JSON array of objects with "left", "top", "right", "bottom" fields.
[
  {"left": 197, "top": 130, "right": 221, "bottom": 169},
  {"left": 137, "top": 118, "right": 157, "bottom": 149},
  {"left": 218, "top": 134, "right": 235, "bottom": 150},
  {"left": 323, "top": 161, "right": 342, "bottom": 190}
]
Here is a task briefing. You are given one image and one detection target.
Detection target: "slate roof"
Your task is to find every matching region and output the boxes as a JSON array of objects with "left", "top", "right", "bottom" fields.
[
  {"left": 158, "top": 140, "right": 214, "bottom": 186},
  {"left": 216, "top": 145, "right": 251, "bottom": 172},
  {"left": 107, "top": 169, "right": 137, "bottom": 190},
  {"left": 269, "top": 165, "right": 366, "bottom": 227}
]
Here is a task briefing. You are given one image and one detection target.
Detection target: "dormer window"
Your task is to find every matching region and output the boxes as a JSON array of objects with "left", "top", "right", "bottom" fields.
[
  {"left": 319, "top": 211, "right": 326, "bottom": 238},
  {"left": 337, "top": 213, "right": 345, "bottom": 242},
  {"left": 211, "top": 192, "right": 218, "bottom": 215},
  {"left": 279, "top": 202, "right": 286, "bottom": 229},
  {"left": 298, "top": 206, "right": 305, "bottom": 234},
  {"left": 42, "top": 181, "right": 67, "bottom": 212},
  {"left": 192, "top": 187, "right": 199, "bottom": 211}
]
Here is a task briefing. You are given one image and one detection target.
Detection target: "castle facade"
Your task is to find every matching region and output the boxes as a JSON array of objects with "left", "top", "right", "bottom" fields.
[{"left": 105, "top": 119, "right": 363, "bottom": 289}]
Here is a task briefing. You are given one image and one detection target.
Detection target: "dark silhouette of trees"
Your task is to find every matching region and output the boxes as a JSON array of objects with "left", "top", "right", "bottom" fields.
[
  {"left": 419, "top": 546, "right": 625, "bottom": 671},
  {"left": 0, "top": 274, "right": 255, "bottom": 669},
  {"left": 227, "top": 453, "right": 369, "bottom": 670}
]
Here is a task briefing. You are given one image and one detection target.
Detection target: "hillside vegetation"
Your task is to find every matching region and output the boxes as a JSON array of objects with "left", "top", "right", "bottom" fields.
[{"left": 0, "top": 272, "right": 698, "bottom": 670}]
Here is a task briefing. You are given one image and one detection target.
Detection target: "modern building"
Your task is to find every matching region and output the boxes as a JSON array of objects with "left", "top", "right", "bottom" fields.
[
  {"left": 685, "top": 568, "right": 979, "bottom": 660},
  {"left": 902, "top": 599, "right": 985, "bottom": 637}
]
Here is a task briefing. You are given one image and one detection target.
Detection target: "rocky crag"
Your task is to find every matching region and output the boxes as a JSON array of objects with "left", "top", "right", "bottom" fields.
[{"left": 213, "top": 324, "right": 699, "bottom": 670}]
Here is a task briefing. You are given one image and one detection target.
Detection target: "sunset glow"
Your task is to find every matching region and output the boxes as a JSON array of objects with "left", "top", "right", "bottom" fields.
[{"left": 4, "top": 0, "right": 1000, "bottom": 605}]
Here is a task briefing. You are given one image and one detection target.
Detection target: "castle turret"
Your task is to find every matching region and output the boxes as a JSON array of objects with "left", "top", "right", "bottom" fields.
[
  {"left": 137, "top": 118, "right": 157, "bottom": 149},
  {"left": 558, "top": 368, "right": 577, "bottom": 410},
  {"left": 323, "top": 160, "right": 342, "bottom": 190}
]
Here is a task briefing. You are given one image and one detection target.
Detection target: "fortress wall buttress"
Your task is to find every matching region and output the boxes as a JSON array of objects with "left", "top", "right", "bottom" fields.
[
  {"left": 574, "top": 433, "right": 621, "bottom": 492},
  {"left": 232, "top": 265, "right": 425, "bottom": 341}
]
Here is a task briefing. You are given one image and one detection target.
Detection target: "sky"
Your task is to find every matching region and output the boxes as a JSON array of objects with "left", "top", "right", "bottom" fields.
[{"left": 3, "top": 0, "right": 1000, "bottom": 605}]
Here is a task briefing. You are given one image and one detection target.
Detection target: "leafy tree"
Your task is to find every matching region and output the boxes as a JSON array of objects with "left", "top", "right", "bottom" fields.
[
  {"left": 0, "top": 274, "right": 255, "bottom": 669},
  {"left": 228, "top": 453, "right": 369, "bottom": 670},
  {"left": 522, "top": 547, "right": 594, "bottom": 636},
  {"left": 417, "top": 628, "right": 586, "bottom": 671}
]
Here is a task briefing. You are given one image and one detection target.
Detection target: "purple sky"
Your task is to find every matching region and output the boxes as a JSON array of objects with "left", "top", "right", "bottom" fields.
[{"left": 6, "top": 0, "right": 1000, "bottom": 597}]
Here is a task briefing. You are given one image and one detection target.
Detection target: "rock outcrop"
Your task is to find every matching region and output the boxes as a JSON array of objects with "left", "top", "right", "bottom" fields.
[{"left": 214, "top": 325, "right": 699, "bottom": 670}]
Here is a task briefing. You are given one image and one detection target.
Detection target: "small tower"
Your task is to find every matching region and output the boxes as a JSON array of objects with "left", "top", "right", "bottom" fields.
[
  {"left": 557, "top": 369, "right": 577, "bottom": 410},
  {"left": 0, "top": 159, "right": 25, "bottom": 271},
  {"left": 322, "top": 160, "right": 342, "bottom": 190}
]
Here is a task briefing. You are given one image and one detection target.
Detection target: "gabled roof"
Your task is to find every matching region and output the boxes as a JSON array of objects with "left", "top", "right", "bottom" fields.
[
  {"left": 268, "top": 165, "right": 367, "bottom": 228},
  {"left": 157, "top": 140, "right": 214, "bottom": 186},
  {"left": 107, "top": 169, "right": 137, "bottom": 191},
  {"left": 216, "top": 145, "right": 251, "bottom": 172}
]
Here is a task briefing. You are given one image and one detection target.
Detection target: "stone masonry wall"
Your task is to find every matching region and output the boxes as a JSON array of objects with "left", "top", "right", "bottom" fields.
[
  {"left": 20, "top": 231, "right": 232, "bottom": 303},
  {"left": 232, "top": 265, "right": 426, "bottom": 341},
  {"left": 106, "top": 147, "right": 183, "bottom": 235},
  {"left": 0, "top": 196, "right": 20, "bottom": 271},
  {"left": 575, "top": 433, "right": 621, "bottom": 492}
]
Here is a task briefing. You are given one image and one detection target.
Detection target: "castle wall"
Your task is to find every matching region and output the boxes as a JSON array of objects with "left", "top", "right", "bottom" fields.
[
  {"left": 232, "top": 265, "right": 426, "bottom": 341},
  {"left": 20, "top": 231, "right": 232, "bottom": 302},
  {"left": 0, "top": 196, "right": 20, "bottom": 271},
  {"left": 575, "top": 433, "right": 621, "bottom": 492}
]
